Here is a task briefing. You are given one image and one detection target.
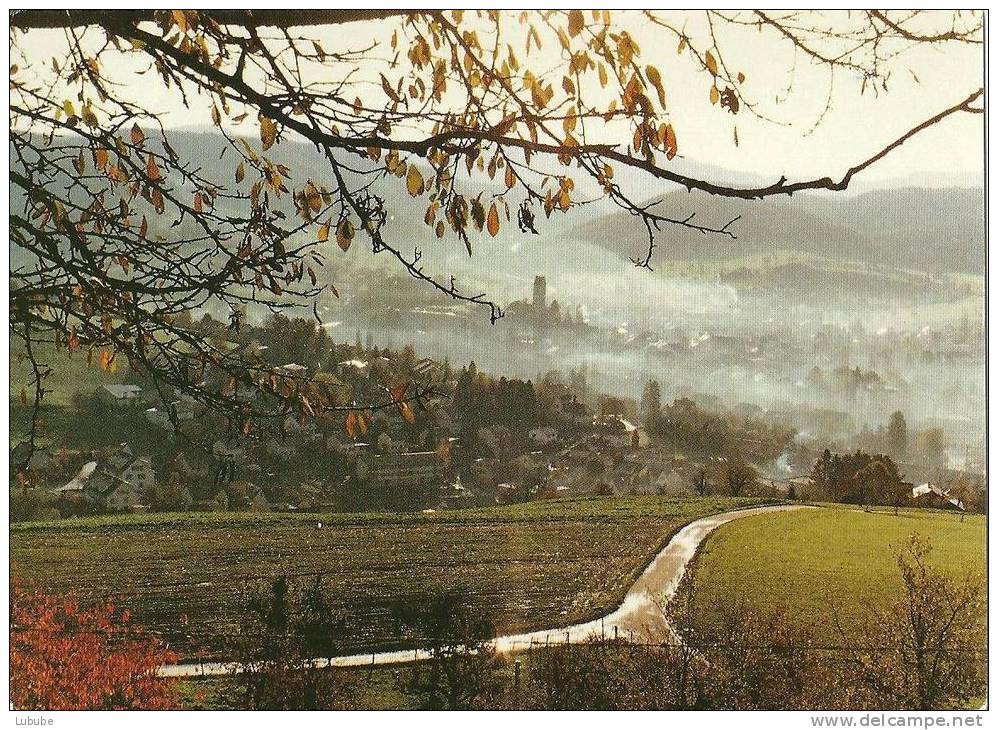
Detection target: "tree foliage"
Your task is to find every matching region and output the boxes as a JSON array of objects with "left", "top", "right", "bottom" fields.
[
  {"left": 811, "top": 449, "right": 906, "bottom": 506},
  {"left": 393, "top": 591, "right": 504, "bottom": 710},
  {"left": 9, "top": 578, "right": 177, "bottom": 710}
]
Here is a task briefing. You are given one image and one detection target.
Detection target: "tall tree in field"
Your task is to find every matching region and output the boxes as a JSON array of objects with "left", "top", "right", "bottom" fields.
[
  {"left": 916, "top": 428, "right": 948, "bottom": 468},
  {"left": 720, "top": 459, "right": 757, "bottom": 498},
  {"left": 9, "top": 10, "right": 983, "bottom": 464}
]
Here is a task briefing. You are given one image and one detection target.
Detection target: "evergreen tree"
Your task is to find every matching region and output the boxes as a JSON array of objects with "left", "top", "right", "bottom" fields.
[
  {"left": 640, "top": 379, "right": 662, "bottom": 427},
  {"left": 886, "top": 410, "right": 908, "bottom": 461}
]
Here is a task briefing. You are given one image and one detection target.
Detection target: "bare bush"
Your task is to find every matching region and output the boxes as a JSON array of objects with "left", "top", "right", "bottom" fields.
[{"left": 833, "top": 534, "right": 986, "bottom": 709}]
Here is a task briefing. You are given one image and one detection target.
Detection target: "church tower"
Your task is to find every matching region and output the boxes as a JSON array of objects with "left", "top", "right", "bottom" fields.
[{"left": 533, "top": 275, "right": 546, "bottom": 308}]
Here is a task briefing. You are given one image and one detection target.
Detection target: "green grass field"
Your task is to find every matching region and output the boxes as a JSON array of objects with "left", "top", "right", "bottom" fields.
[
  {"left": 10, "top": 341, "right": 125, "bottom": 408},
  {"left": 9, "top": 340, "right": 136, "bottom": 450},
  {"left": 10, "top": 495, "right": 769, "bottom": 660},
  {"left": 683, "top": 506, "right": 986, "bottom": 643}
]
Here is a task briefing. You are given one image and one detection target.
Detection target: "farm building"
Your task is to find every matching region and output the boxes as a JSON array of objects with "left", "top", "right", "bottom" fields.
[{"left": 86, "top": 471, "right": 148, "bottom": 512}]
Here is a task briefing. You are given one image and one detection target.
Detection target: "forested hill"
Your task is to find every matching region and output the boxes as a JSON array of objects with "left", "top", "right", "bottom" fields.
[{"left": 569, "top": 185, "right": 983, "bottom": 274}]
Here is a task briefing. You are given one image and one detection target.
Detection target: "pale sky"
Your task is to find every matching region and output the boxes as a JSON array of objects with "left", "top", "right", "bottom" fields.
[{"left": 12, "top": 10, "right": 984, "bottom": 187}]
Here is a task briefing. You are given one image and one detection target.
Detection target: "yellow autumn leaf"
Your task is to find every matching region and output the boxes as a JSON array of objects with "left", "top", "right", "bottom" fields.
[
  {"left": 646, "top": 65, "right": 667, "bottom": 108},
  {"left": 235, "top": 161, "right": 245, "bottom": 183},
  {"left": 400, "top": 401, "right": 416, "bottom": 425},
  {"left": 336, "top": 219, "right": 355, "bottom": 251},
  {"left": 705, "top": 50, "right": 718, "bottom": 76},
  {"left": 172, "top": 9, "right": 188, "bottom": 33},
  {"left": 406, "top": 164, "right": 425, "bottom": 196},
  {"left": 130, "top": 123, "right": 144, "bottom": 145},
  {"left": 260, "top": 116, "right": 277, "bottom": 150},
  {"left": 317, "top": 220, "right": 330, "bottom": 242}
]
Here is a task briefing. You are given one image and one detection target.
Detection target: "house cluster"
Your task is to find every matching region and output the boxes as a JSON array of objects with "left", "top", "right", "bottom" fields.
[
  {"left": 515, "top": 414, "right": 656, "bottom": 499},
  {"left": 52, "top": 443, "right": 159, "bottom": 513}
]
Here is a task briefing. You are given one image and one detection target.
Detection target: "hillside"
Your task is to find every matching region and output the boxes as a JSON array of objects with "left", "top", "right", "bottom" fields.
[{"left": 569, "top": 186, "right": 984, "bottom": 274}]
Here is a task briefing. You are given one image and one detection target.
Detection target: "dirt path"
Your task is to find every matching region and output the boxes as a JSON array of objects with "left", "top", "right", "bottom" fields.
[{"left": 158, "top": 503, "right": 807, "bottom": 678}]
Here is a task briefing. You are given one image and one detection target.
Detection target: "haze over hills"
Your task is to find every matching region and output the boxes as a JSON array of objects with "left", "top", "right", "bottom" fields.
[
  {"left": 568, "top": 186, "right": 984, "bottom": 274},
  {"left": 13, "top": 128, "right": 982, "bottom": 279},
  {"left": 11, "top": 127, "right": 986, "bottom": 460}
]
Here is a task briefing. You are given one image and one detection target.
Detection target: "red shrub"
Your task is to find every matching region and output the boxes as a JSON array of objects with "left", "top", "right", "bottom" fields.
[{"left": 10, "top": 578, "right": 178, "bottom": 710}]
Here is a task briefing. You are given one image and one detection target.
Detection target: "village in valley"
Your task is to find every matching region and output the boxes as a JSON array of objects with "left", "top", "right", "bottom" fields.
[{"left": 11, "top": 273, "right": 985, "bottom": 521}]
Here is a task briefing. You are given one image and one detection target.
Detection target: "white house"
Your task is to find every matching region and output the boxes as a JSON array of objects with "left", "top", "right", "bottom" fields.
[
  {"left": 120, "top": 456, "right": 155, "bottom": 493},
  {"left": 60, "top": 445, "right": 156, "bottom": 512},
  {"left": 96, "top": 384, "right": 142, "bottom": 406}
]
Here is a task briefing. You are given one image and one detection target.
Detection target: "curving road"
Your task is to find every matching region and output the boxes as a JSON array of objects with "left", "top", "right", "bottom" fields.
[{"left": 158, "top": 503, "right": 807, "bottom": 678}]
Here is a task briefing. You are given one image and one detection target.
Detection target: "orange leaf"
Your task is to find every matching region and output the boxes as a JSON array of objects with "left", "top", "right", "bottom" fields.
[
  {"left": 486, "top": 202, "right": 500, "bottom": 237},
  {"left": 145, "top": 153, "right": 161, "bottom": 182},
  {"left": 99, "top": 350, "right": 115, "bottom": 372},
  {"left": 664, "top": 124, "right": 677, "bottom": 161}
]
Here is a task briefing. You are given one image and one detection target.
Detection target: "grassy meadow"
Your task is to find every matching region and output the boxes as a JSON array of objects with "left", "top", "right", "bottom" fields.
[
  {"left": 10, "top": 495, "right": 770, "bottom": 660},
  {"left": 682, "top": 506, "right": 986, "bottom": 643}
]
